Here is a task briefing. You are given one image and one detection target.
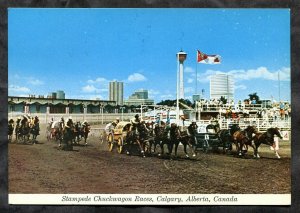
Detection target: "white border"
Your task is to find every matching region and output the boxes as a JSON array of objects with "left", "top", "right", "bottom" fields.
[{"left": 9, "top": 194, "right": 291, "bottom": 205}]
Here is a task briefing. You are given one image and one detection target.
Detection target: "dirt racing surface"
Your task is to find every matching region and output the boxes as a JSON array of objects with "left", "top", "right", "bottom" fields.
[{"left": 8, "top": 127, "right": 291, "bottom": 194}]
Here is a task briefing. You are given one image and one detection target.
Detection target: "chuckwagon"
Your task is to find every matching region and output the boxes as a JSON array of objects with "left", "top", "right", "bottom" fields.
[
  {"left": 194, "top": 123, "right": 222, "bottom": 153},
  {"left": 107, "top": 121, "right": 131, "bottom": 154}
]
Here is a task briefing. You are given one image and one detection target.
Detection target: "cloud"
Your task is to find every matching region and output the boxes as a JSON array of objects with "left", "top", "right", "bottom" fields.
[
  {"left": 82, "top": 85, "right": 98, "bottom": 93},
  {"left": 184, "top": 66, "right": 195, "bottom": 73},
  {"left": 27, "top": 78, "right": 44, "bottom": 85},
  {"left": 196, "top": 67, "right": 290, "bottom": 83},
  {"left": 184, "top": 87, "right": 195, "bottom": 94},
  {"left": 127, "top": 73, "right": 147, "bottom": 82},
  {"left": 235, "top": 84, "right": 247, "bottom": 90},
  {"left": 10, "top": 74, "right": 44, "bottom": 86},
  {"left": 187, "top": 78, "right": 194, "bottom": 83},
  {"left": 87, "top": 77, "right": 107, "bottom": 84},
  {"left": 228, "top": 67, "right": 290, "bottom": 81},
  {"left": 160, "top": 94, "right": 174, "bottom": 100},
  {"left": 148, "top": 89, "right": 160, "bottom": 95},
  {"left": 9, "top": 85, "right": 30, "bottom": 93},
  {"left": 66, "top": 94, "right": 106, "bottom": 100}
]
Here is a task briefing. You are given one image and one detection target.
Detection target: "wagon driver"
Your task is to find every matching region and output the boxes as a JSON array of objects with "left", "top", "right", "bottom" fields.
[{"left": 105, "top": 121, "right": 117, "bottom": 136}]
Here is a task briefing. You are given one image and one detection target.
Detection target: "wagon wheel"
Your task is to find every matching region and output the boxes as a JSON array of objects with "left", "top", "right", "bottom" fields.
[
  {"left": 107, "top": 133, "right": 114, "bottom": 152},
  {"left": 117, "top": 137, "right": 123, "bottom": 154}
]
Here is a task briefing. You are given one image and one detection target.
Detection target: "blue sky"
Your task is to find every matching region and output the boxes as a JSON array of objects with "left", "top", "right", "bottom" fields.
[{"left": 8, "top": 8, "right": 290, "bottom": 103}]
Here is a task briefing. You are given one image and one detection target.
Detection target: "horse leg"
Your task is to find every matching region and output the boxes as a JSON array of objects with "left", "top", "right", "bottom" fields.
[
  {"left": 160, "top": 141, "right": 165, "bottom": 156},
  {"left": 168, "top": 140, "right": 174, "bottom": 155},
  {"left": 187, "top": 138, "right": 196, "bottom": 157},
  {"left": 274, "top": 150, "right": 281, "bottom": 159},
  {"left": 136, "top": 139, "right": 145, "bottom": 158},
  {"left": 183, "top": 143, "right": 189, "bottom": 158},
  {"left": 174, "top": 141, "right": 179, "bottom": 157}
]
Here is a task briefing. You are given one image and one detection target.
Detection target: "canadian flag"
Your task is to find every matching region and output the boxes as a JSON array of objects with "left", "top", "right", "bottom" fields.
[{"left": 197, "top": 50, "right": 221, "bottom": 64}]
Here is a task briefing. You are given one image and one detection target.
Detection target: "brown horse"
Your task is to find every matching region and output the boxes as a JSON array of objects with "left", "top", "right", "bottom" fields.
[
  {"left": 252, "top": 127, "right": 283, "bottom": 159},
  {"left": 233, "top": 125, "right": 258, "bottom": 157},
  {"left": 30, "top": 116, "right": 40, "bottom": 143},
  {"left": 8, "top": 119, "right": 15, "bottom": 142},
  {"left": 125, "top": 123, "right": 148, "bottom": 157},
  {"left": 81, "top": 124, "right": 91, "bottom": 145},
  {"left": 169, "top": 123, "right": 196, "bottom": 158}
]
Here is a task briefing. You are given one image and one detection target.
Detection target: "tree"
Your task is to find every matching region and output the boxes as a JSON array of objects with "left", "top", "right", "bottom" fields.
[
  {"left": 248, "top": 93, "right": 261, "bottom": 104},
  {"left": 220, "top": 96, "right": 227, "bottom": 104}
]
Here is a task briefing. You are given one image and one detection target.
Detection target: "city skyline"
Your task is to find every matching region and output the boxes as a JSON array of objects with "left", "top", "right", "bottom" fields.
[{"left": 8, "top": 8, "right": 290, "bottom": 103}]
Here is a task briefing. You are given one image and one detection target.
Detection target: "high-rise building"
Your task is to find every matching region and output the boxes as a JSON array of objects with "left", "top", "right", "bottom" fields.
[
  {"left": 56, "top": 90, "right": 65, "bottom": 99},
  {"left": 129, "top": 89, "right": 148, "bottom": 99},
  {"left": 210, "top": 74, "right": 234, "bottom": 101},
  {"left": 109, "top": 81, "right": 124, "bottom": 105},
  {"left": 124, "top": 89, "right": 154, "bottom": 106}
]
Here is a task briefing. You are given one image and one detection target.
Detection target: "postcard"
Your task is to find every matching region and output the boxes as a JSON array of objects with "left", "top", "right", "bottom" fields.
[{"left": 8, "top": 8, "right": 291, "bottom": 205}]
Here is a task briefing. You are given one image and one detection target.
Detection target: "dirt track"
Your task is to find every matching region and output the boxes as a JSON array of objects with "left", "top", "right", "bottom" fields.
[{"left": 8, "top": 127, "right": 291, "bottom": 194}]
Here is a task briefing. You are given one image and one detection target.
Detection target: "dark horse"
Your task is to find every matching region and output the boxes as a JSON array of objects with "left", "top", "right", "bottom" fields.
[
  {"left": 72, "top": 122, "right": 82, "bottom": 144},
  {"left": 218, "top": 124, "right": 241, "bottom": 153},
  {"left": 168, "top": 123, "right": 197, "bottom": 158},
  {"left": 15, "top": 118, "right": 21, "bottom": 142},
  {"left": 18, "top": 117, "right": 31, "bottom": 143},
  {"left": 81, "top": 124, "right": 90, "bottom": 145},
  {"left": 30, "top": 116, "right": 40, "bottom": 143},
  {"left": 233, "top": 125, "right": 258, "bottom": 157},
  {"left": 152, "top": 123, "right": 173, "bottom": 157},
  {"left": 252, "top": 127, "right": 283, "bottom": 159},
  {"left": 61, "top": 124, "right": 75, "bottom": 151},
  {"left": 125, "top": 123, "right": 149, "bottom": 157},
  {"left": 8, "top": 119, "right": 15, "bottom": 142}
]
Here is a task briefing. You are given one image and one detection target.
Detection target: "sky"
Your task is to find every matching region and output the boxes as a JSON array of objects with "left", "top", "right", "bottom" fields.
[{"left": 8, "top": 8, "right": 290, "bottom": 103}]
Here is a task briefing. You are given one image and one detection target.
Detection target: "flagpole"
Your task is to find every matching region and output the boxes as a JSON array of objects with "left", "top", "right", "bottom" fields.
[
  {"left": 278, "top": 71, "right": 281, "bottom": 102},
  {"left": 195, "top": 51, "right": 198, "bottom": 94},
  {"left": 176, "top": 53, "right": 180, "bottom": 126}
]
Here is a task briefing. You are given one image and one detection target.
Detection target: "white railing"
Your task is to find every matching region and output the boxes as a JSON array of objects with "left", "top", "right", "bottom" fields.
[
  {"left": 8, "top": 112, "right": 291, "bottom": 132},
  {"left": 8, "top": 112, "right": 136, "bottom": 125}
]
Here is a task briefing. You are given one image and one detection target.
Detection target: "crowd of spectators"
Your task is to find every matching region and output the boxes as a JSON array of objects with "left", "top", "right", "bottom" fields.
[{"left": 197, "top": 98, "right": 291, "bottom": 122}]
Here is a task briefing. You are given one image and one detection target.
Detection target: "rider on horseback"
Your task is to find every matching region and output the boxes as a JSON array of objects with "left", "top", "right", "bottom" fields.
[
  {"left": 59, "top": 117, "right": 65, "bottom": 128},
  {"left": 130, "top": 114, "right": 141, "bottom": 131},
  {"left": 82, "top": 120, "right": 89, "bottom": 128},
  {"left": 8, "top": 118, "right": 14, "bottom": 125},
  {"left": 65, "top": 117, "right": 73, "bottom": 129}
]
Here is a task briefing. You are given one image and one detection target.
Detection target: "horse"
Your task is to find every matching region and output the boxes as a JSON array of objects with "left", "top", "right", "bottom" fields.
[
  {"left": 51, "top": 121, "right": 64, "bottom": 144},
  {"left": 18, "top": 117, "right": 31, "bottom": 143},
  {"left": 168, "top": 123, "right": 196, "bottom": 158},
  {"left": 30, "top": 116, "right": 40, "bottom": 144},
  {"left": 72, "top": 122, "right": 82, "bottom": 144},
  {"left": 81, "top": 124, "right": 91, "bottom": 145},
  {"left": 218, "top": 124, "right": 241, "bottom": 153},
  {"left": 252, "top": 127, "right": 283, "bottom": 159},
  {"left": 8, "top": 119, "right": 15, "bottom": 143},
  {"left": 125, "top": 122, "right": 149, "bottom": 157},
  {"left": 15, "top": 118, "right": 22, "bottom": 142},
  {"left": 61, "top": 124, "right": 75, "bottom": 150},
  {"left": 232, "top": 125, "right": 258, "bottom": 157},
  {"left": 46, "top": 122, "right": 52, "bottom": 141},
  {"left": 150, "top": 122, "right": 173, "bottom": 157}
]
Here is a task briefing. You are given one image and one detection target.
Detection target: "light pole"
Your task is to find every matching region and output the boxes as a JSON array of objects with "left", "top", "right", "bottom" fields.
[
  {"left": 120, "top": 106, "right": 125, "bottom": 121},
  {"left": 99, "top": 105, "right": 104, "bottom": 124}
]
